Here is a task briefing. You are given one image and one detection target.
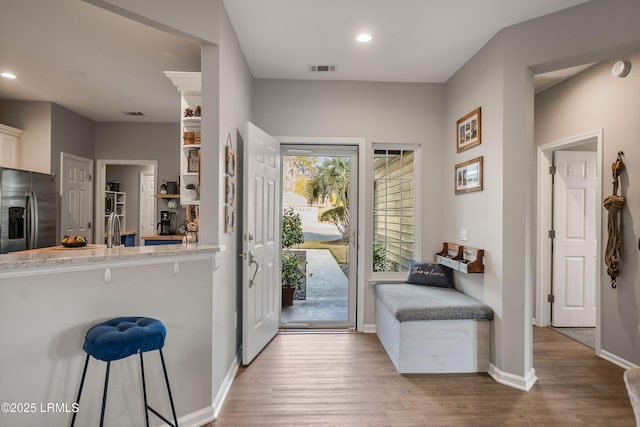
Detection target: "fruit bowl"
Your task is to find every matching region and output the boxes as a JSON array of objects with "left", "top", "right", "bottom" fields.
[{"left": 61, "top": 236, "right": 88, "bottom": 248}]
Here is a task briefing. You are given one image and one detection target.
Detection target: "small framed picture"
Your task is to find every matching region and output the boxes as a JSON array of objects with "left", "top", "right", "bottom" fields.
[
  {"left": 456, "top": 107, "right": 481, "bottom": 152},
  {"left": 225, "top": 176, "right": 236, "bottom": 205},
  {"left": 225, "top": 205, "right": 235, "bottom": 233},
  {"left": 455, "top": 156, "right": 483, "bottom": 194},
  {"left": 225, "top": 145, "right": 236, "bottom": 176}
]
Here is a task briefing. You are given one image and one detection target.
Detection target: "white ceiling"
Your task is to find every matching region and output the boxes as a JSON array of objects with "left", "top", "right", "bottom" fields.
[
  {"left": 0, "top": 0, "right": 591, "bottom": 123},
  {"left": 223, "top": 0, "right": 590, "bottom": 82}
]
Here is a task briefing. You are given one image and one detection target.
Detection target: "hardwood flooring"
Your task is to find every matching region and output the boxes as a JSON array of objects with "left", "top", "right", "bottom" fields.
[{"left": 209, "top": 327, "right": 634, "bottom": 426}]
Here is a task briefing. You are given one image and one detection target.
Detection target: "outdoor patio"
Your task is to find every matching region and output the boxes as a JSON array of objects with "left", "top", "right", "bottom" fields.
[{"left": 281, "top": 247, "right": 349, "bottom": 325}]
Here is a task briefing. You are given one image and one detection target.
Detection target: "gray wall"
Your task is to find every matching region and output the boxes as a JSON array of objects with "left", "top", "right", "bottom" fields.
[
  {"left": 95, "top": 122, "right": 179, "bottom": 226},
  {"left": 535, "top": 51, "right": 640, "bottom": 363},
  {"left": 252, "top": 79, "right": 446, "bottom": 326},
  {"left": 443, "top": 0, "right": 640, "bottom": 382},
  {"left": 51, "top": 103, "right": 95, "bottom": 179},
  {"left": 210, "top": 3, "right": 253, "bottom": 403}
]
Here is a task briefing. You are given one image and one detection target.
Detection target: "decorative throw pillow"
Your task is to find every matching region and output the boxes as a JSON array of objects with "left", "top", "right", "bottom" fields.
[{"left": 405, "top": 260, "right": 453, "bottom": 288}]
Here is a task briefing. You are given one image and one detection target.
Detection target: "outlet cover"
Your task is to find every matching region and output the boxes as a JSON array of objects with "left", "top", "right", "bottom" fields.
[{"left": 460, "top": 227, "right": 469, "bottom": 242}]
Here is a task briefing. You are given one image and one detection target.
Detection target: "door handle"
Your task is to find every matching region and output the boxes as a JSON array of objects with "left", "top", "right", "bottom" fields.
[{"left": 248, "top": 250, "right": 259, "bottom": 288}]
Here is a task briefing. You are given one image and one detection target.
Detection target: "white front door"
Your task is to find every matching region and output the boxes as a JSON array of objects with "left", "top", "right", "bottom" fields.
[
  {"left": 60, "top": 153, "right": 93, "bottom": 242},
  {"left": 242, "top": 122, "right": 281, "bottom": 365},
  {"left": 139, "top": 171, "right": 156, "bottom": 238},
  {"left": 552, "top": 150, "right": 597, "bottom": 327}
]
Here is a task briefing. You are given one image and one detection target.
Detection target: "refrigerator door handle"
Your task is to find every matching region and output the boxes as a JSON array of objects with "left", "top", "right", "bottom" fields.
[
  {"left": 31, "top": 190, "right": 38, "bottom": 249},
  {"left": 25, "top": 191, "right": 31, "bottom": 249},
  {"left": 25, "top": 190, "right": 37, "bottom": 249}
]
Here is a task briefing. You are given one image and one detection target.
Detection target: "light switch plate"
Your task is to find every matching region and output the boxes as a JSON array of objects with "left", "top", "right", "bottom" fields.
[{"left": 460, "top": 227, "right": 469, "bottom": 242}]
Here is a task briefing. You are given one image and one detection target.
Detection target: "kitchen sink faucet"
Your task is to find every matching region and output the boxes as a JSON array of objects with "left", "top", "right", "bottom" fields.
[{"left": 106, "top": 212, "right": 121, "bottom": 248}]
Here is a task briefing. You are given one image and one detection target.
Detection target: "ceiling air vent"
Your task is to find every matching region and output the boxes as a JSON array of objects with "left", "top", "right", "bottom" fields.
[
  {"left": 122, "top": 111, "right": 145, "bottom": 117},
  {"left": 309, "top": 65, "right": 337, "bottom": 73}
]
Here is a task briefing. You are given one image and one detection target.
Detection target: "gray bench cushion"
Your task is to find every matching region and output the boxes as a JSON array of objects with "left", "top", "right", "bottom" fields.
[{"left": 375, "top": 283, "right": 494, "bottom": 322}]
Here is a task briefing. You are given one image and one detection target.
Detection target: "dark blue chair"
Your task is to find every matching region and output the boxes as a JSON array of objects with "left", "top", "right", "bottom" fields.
[{"left": 70, "top": 317, "right": 178, "bottom": 427}]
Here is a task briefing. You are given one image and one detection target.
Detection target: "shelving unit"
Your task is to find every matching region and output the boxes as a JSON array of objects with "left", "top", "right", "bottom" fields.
[
  {"left": 104, "top": 190, "right": 125, "bottom": 231},
  {"left": 165, "top": 71, "right": 201, "bottom": 206},
  {"left": 435, "top": 242, "right": 485, "bottom": 274}
]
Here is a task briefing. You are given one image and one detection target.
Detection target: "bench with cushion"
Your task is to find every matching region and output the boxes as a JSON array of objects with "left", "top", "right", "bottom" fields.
[{"left": 375, "top": 261, "right": 493, "bottom": 374}]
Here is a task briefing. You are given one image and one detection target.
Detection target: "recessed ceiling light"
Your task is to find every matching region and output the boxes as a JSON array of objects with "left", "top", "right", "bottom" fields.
[
  {"left": 1, "top": 72, "right": 17, "bottom": 79},
  {"left": 356, "top": 33, "right": 372, "bottom": 43}
]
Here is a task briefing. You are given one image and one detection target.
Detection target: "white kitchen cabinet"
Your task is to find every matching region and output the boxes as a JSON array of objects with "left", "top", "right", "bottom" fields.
[
  {"left": 0, "top": 124, "right": 23, "bottom": 168},
  {"left": 164, "top": 71, "right": 201, "bottom": 206}
]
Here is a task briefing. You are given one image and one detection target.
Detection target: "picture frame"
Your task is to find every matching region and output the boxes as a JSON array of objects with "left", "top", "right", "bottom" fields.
[
  {"left": 225, "top": 205, "right": 235, "bottom": 233},
  {"left": 225, "top": 145, "right": 236, "bottom": 176},
  {"left": 225, "top": 176, "right": 236, "bottom": 205},
  {"left": 456, "top": 107, "right": 481, "bottom": 152},
  {"left": 455, "top": 156, "right": 483, "bottom": 194}
]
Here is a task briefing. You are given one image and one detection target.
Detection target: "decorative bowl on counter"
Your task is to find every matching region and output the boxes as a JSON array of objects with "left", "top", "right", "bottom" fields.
[{"left": 61, "top": 235, "right": 88, "bottom": 248}]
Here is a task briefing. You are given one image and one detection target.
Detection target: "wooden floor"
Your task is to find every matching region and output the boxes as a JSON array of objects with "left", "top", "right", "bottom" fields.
[{"left": 210, "top": 327, "right": 634, "bottom": 426}]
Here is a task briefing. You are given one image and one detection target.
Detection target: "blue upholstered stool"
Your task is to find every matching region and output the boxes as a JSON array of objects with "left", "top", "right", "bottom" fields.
[{"left": 70, "top": 317, "right": 178, "bottom": 427}]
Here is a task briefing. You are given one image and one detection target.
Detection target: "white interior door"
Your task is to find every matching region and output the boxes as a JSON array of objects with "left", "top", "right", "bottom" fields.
[
  {"left": 552, "top": 150, "right": 597, "bottom": 327},
  {"left": 139, "top": 171, "right": 156, "bottom": 237},
  {"left": 242, "top": 122, "right": 281, "bottom": 365},
  {"left": 60, "top": 153, "right": 93, "bottom": 242}
]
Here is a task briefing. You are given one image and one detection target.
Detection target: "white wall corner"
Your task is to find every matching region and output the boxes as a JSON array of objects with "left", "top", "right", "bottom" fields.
[
  {"left": 362, "top": 323, "right": 376, "bottom": 333},
  {"left": 488, "top": 364, "right": 538, "bottom": 391},
  {"left": 212, "top": 350, "right": 241, "bottom": 418},
  {"left": 598, "top": 349, "right": 638, "bottom": 370}
]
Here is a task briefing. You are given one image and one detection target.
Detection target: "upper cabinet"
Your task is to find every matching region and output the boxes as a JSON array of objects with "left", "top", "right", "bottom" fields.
[
  {"left": 164, "top": 71, "right": 201, "bottom": 206},
  {"left": 0, "top": 124, "right": 23, "bottom": 169}
]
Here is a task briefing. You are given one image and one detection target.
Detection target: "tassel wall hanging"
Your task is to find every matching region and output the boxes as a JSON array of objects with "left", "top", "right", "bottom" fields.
[{"left": 603, "top": 151, "right": 625, "bottom": 288}]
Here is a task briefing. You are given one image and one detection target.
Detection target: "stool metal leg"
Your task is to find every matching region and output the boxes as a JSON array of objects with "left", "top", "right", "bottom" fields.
[
  {"left": 159, "top": 349, "right": 179, "bottom": 427},
  {"left": 100, "top": 361, "right": 110, "bottom": 427},
  {"left": 139, "top": 353, "right": 150, "bottom": 427},
  {"left": 70, "top": 354, "right": 90, "bottom": 427}
]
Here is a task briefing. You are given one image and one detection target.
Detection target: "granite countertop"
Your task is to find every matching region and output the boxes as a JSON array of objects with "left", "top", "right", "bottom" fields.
[{"left": 0, "top": 243, "right": 223, "bottom": 271}]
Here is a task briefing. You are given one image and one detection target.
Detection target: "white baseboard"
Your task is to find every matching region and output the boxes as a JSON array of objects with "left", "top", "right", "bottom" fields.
[
  {"left": 598, "top": 349, "right": 638, "bottom": 370},
  {"left": 213, "top": 350, "right": 241, "bottom": 418},
  {"left": 488, "top": 364, "right": 537, "bottom": 391},
  {"left": 362, "top": 323, "right": 376, "bottom": 333},
  {"left": 161, "top": 406, "right": 214, "bottom": 427}
]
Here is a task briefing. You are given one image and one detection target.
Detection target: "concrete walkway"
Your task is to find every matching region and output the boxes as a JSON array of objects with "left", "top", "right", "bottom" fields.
[{"left": 281, "top": 248, "right": 349, "bottom": 324}]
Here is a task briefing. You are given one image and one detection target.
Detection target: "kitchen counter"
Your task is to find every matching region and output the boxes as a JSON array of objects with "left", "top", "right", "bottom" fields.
[
  {"left": 0, "top": 242, "right": 222, "bottom": 273},
  {"left": 0, "top": 242, "right": 222, "bottom": 426}
]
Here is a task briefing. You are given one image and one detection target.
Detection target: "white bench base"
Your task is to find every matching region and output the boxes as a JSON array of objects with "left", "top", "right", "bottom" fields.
[{"left": 376, "top": 294, "right": 491, "bottom": 373}]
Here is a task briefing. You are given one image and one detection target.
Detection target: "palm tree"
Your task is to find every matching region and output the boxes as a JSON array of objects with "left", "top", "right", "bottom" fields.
[{"left": 306, "top": 157, "right": 350, "bottom": 237}]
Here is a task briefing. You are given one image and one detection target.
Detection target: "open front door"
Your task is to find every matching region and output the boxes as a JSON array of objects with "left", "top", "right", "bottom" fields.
[{"left": 242, "top": 122, "right": 281, "bottom": 365}]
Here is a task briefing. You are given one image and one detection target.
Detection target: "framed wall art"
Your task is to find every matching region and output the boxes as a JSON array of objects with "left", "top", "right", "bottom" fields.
[
  {"left": 225, "top": 144, "right": 236, "bottom": 176},
  {"left": 456, "top": 107, "right": 481, "bottom": 152},
  {"left": 225, "top": 205, "right": 235, "bottom": 233},
  {"left": 225, "top": 176, "right": 236, "bottom": 205},
  {"left": 455, "top": 156, "right": 483, "bottom": 194}
]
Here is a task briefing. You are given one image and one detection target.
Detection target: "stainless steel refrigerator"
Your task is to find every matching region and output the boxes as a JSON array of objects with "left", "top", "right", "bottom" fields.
[{"left": 0, "top": 167, "right": 57, "bottom": 254}]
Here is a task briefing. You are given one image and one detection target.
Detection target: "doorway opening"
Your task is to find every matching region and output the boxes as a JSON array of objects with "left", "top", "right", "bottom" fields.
[
  {"left": 536, "top": 129, "right": 602, "bottom": 352},
  {"left": 280, "top": 145, "right": 358, "bottom": 328},
  {"left": 95, "top": 159, "right": 158, "bottom": 246}
]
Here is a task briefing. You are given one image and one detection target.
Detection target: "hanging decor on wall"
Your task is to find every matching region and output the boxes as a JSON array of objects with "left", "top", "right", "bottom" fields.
[
  {"left": 454, "top": 156, "right": 483, "bottom": 194},
  {"left": 456, "top": 107, "right": 481, "bottom": 152},
  {"left": 224, "top": 132, "right": 237, "bottom": 233},
  {"left": 603, "top": 151, "right": 625, "bottom": 288}
]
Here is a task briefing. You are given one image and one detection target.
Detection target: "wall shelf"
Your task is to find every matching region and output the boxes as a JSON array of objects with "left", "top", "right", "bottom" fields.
[
  {"left": 156, "top": 194, "right": 180, "bottom": 199},
  {"left": 165, "top": 71, "right": 201, "bottom": 206},
  {"left": 435, "top": 242, "right": 485, "bottom": 274}
]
